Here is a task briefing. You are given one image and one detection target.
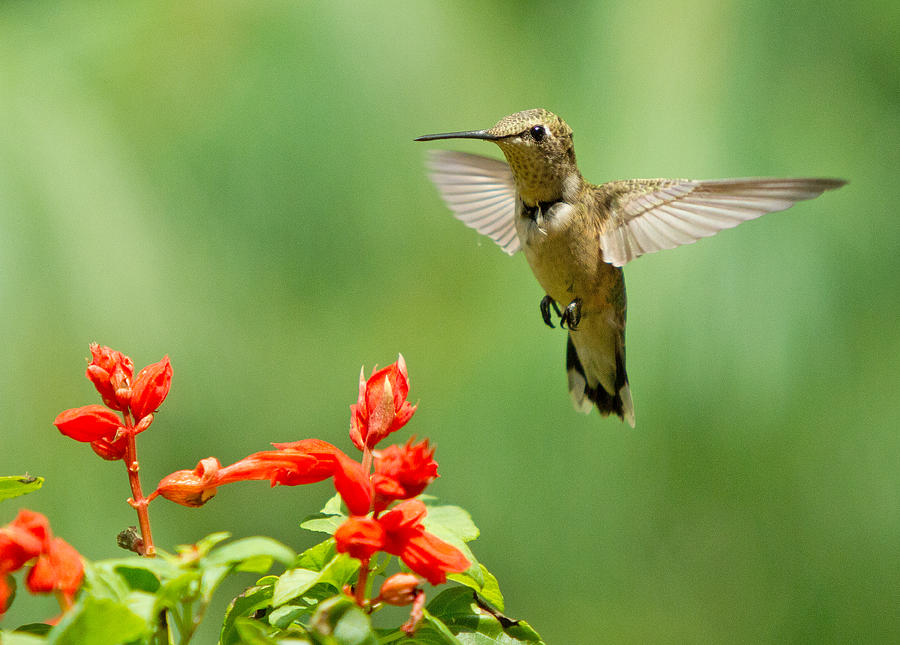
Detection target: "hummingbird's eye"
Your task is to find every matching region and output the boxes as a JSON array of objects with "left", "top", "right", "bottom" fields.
[{"left": 530, "top": 125, "right": 547, "bottom": 142}]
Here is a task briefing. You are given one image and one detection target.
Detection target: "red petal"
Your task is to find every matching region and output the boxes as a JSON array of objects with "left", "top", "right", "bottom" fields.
[
  {"left": 54, "top": 405, "right": 121, "bottom": 443},
  {"left": 332, "top": 454, "right": 372, "bottom": 516},
  {"left": 334, "top": 517, "right": 385, "bottom": 562},
  {"left": 0, "top": 526, "right": 44, "bottom": 573},
  {"left": 398, "top": 531, "right": 470, "bottom": 585},
  {"left": 90, "top": 435, "right": 127, "bottom": 461},
  {"left": 379, "top": 499, "right": 427, "bottom": 533},
  {"left": 0, "top": 574, "right": 13, "bottom": 614},
  {"left": 130, "top": 356, "right": 172, "bottom": 420},
  {"left": 25, "top": 537, "right": 83, "bottom": 595}
]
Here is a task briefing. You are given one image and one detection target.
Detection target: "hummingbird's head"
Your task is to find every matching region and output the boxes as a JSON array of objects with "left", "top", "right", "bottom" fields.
[{"left": 416, "top": 108, "right": 581, "bottom": 203}]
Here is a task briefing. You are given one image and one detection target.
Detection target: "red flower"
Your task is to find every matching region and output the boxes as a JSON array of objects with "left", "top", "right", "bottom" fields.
[
  {"left": 334, "top": 499, "right": 469, "bottom": 585},
  {"left": 130, "top": 356, "right": 172, "bottom": 420},
  {"left": 25, "top": 537, "right": 84, "bottom": 597},
  {"left": 153, "top": 440, "right": 348, "bottom": 507},
  {"left": 53, "top": 405, "right": 122, "bottom": 443},
  {"left": 86, "top": 344, "right": 134, "bottom": 411},
  {"left": 0, "top": 511, "right": 83, "bottom": 617},
  {"left": 373, "top": 438, "right": 438, "bottom": 509},
  {"left": 349, "top": 355, "right": 417, "bottom": 451}
]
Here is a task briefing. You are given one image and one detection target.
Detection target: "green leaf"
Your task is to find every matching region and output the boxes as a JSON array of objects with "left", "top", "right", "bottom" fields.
[
  {"left": 448, "top": 564, "right": 505, "bottom": 611},
  {"left": 113, "top": 565, "right": 161, "bottom": 593},
  {"left": 273, "top": 554, "right": 359, "bottom": 608},
  {"left": 273, "top": 568, "right": 321, "bottom": 607},
  {"left": 308, "top": 595, "right": 377, "bottom": 645},
  {"left": 0, "top": 475, "right": 43, "bottom": 502},
  {"left": 46, "top": 596, "right": 148, "bottom": 645},
  {"left": 0, "top": 631, "right": 47, "bottom": 645},
  {"left": 422, "top": 504, "right": 480, "bottom": 542},
  {"left": 300, "top": 494, "right": 347, "bottom": 535},
  {"left": 295, "top": 539, "right": 337, "bottom": 571},
  {"left": 425, "top": 587, "right": 544, "bottom": 644},
  {"left": 10, "top": 623, "right": 51, "bottom": 636},
  {"left": 221, "top": 583, "right": 275, "bottom": 645},
  {"left": 205, "top": 536, "right": 296, "bottom": 570}
]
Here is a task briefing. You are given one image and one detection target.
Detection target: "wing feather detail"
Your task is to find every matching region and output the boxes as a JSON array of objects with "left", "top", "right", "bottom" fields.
[
  {"left": 424, "top": 150, "right": 520, "bottom": 255},
  {"left": 599, "top": 177, "right": 846, "bottom": 266}
]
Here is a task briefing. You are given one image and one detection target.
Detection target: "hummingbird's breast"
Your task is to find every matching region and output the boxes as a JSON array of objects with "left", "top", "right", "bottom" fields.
[{"left": 515, "top": 197, "right": 619, "bottom": 309}]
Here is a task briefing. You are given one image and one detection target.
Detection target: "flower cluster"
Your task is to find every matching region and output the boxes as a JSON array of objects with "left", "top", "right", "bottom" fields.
[
  {"left": 53, "top": 344, "right": 173, "bottom": 556},
  {"left": 54, "top": 344, "right": 172, "bottom": 461},
  {"left": 0, "top": 510, "right": 83, "bottom": 620},
  {"left": 152, "top": 355, "right": 469, "bottom": 629}
]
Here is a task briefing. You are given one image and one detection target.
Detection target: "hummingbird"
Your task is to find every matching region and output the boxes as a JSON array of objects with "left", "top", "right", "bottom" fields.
[{"left": 415, "top": 109, "right": 845, "bottom": 427}]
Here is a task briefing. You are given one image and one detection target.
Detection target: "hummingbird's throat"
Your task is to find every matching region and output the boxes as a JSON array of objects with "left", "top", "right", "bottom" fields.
[{"left": 497, "top": 143, "right": 581, "bottom": 204}]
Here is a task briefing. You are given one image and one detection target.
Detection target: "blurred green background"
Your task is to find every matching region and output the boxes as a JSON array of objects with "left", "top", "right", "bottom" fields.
[{"left": 1, "top": 1, "right": 897, "bottom": 642}]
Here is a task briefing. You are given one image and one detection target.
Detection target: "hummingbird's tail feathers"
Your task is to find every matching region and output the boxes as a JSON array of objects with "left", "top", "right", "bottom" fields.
[
  {"left": 598, "top": 176, "right": 847, "bottom": 266},
  {"left": 424, "top": 150, "right": 521, "bottom": 255},
  {"left": 566, "top": 335, "right": 635, "bottom": 427}
]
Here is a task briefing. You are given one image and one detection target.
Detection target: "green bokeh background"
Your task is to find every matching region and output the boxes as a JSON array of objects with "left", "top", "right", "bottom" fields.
[{"left": 2, "top": 2, "right": 897, "bottom": 642}]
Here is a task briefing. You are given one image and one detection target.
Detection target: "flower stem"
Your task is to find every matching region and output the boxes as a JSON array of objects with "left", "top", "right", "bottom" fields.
[
  {"left": 355, "top": 558, "right": 370, "bottom": 608},
  {"left": 123, "top": 411, "right": 156, "bottom": 557}
]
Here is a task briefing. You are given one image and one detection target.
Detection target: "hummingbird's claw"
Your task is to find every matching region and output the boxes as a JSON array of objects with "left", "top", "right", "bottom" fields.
[
  {"left": 540, "top": 295, "right": 562, "bottom": 329},
  {"left": 561, "top": 298, "right": 583, "bottom": 331}
]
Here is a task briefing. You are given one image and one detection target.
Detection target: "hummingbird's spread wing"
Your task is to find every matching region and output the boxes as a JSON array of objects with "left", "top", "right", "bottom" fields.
[
  {"left": 424, "top": 150, "right": 520, "bottom": 255},
  {"left": 598, "top": 177, "right": 846, "bottom": 266}
]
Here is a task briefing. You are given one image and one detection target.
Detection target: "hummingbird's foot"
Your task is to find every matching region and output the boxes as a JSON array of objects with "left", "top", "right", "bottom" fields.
[
  {"left": 540, "top": 295, "right": 562, "bottom": 328},
  {"left": 561, "top": 298, "right": 583, "bottom": 330}
]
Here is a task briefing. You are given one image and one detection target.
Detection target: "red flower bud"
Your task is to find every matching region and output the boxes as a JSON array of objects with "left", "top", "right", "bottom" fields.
[
  {"left": 349, "top": 355, "right": 417, "bottom": 451},
  {"left": 130, "top": 356, "right": 172, "bottom": 420},
  {"left": 376, "top": 573, "right": 421, "bottom": 606},
  {"left": 154, "top": 457, "right": 221, "bottom": 507},
  {"left": 54, "top": 405, "right": 122, "bottom": 443},
  {"left": 86, "top": 344, "right": 134, "bottom": 411}
]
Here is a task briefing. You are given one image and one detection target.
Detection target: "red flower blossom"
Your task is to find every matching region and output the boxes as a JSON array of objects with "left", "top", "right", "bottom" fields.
[
  {"left": 334, "top": 499, "right": 469, "bottom": 585},
  {"left": 86, "top": 344, "right": 134, "bottom": 411},
  {"left": 349, "top": 355, "right": 417, "bottom": 451},
  {"left": 0, "top": 511, "right": 83, "bottom": 618},
  {"left": 130, "top": 356, "right": 172, "bottom": 421},
  {"left": 153, "top": 440, "right": 348, "bottom": 507},
  {"left": 373, "top": 438, "right": 438, "bottom": 509},
  {"left": 53, "top": 405, "right": 122, "bottom": 443}
]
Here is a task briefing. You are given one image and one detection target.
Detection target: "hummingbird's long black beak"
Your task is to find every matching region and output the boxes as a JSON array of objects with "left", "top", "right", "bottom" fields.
[{"left": 414, "top": 129, "right": 500, "bottom": 142}]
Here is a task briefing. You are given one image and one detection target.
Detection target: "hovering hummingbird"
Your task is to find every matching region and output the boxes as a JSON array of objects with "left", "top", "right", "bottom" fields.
[{"left": 416, "top": 109, "right": 845, "bottom": 427}]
